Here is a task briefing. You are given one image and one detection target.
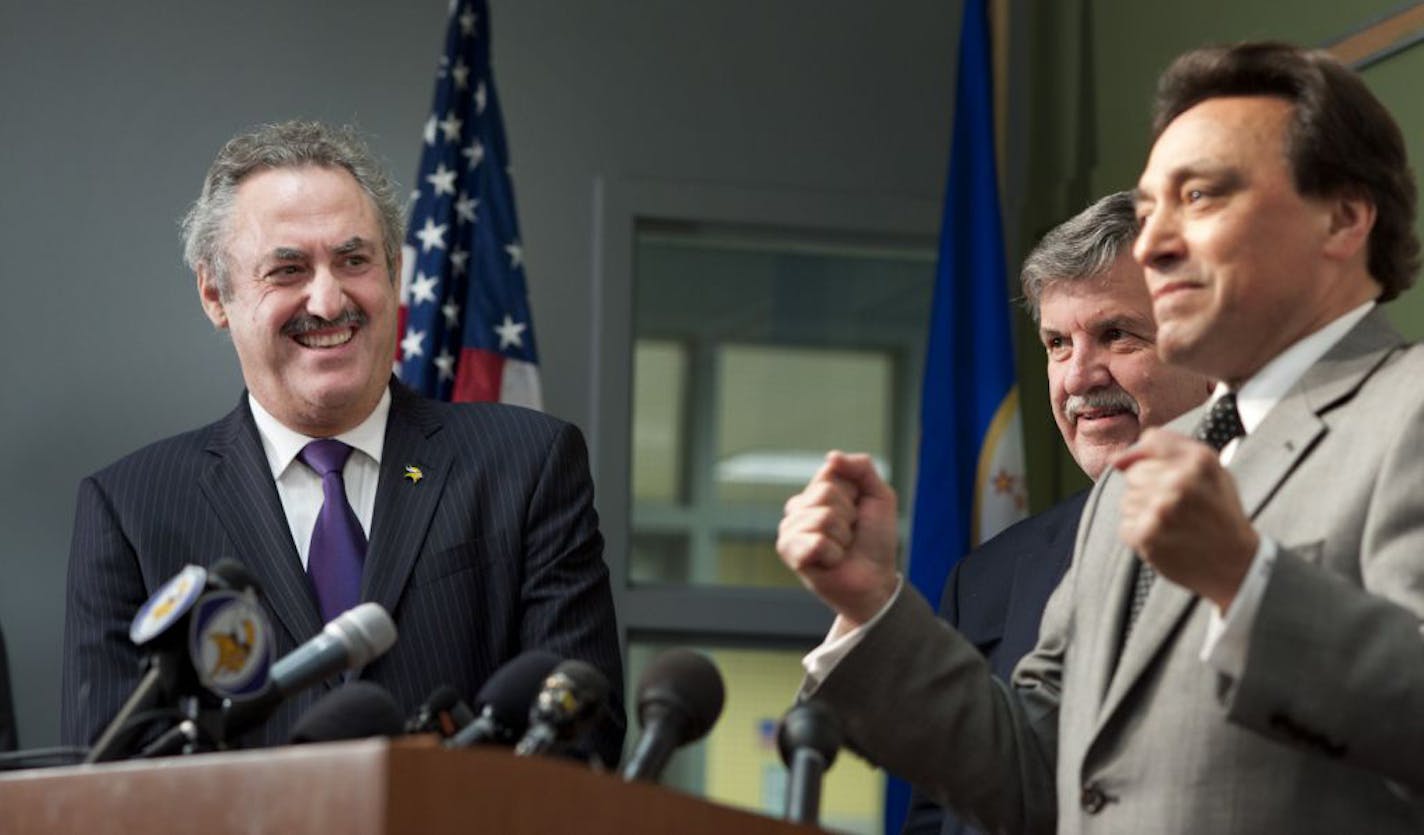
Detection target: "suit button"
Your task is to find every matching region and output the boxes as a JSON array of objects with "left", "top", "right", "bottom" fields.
[{"left": 1080, "top": 784, "right": 1108, "bottom": 814}]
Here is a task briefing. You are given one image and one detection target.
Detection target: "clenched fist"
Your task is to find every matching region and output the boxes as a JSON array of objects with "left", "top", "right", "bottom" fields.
[
  {"left": 777, "top": 451, "right": 901, "bottom": 626},
  {"left": 1113, "top": 428, "right": 1258, "bottom": 611}
]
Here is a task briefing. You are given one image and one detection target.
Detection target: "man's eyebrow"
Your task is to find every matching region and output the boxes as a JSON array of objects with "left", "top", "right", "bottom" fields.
[
  {"left": 1090, "top": 314, "right": 1153, "bottom": 334},
  {"left": 331, "top": 237, "right": 374, "bottom": 255},
  {"left": 267, "top": 247, "right": 308, "bottom": 262}
]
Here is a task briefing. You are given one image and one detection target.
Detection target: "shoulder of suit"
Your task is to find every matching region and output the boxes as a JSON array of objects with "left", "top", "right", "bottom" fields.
[
  {"left": 415, "top": 396, "right": 575, "bottom": 436},
  {"left": 85, "top": 413, "right": 231, "bottom": 483},
  {"left": 955, "top": 489, "right": 1088, "bottom": 575}
]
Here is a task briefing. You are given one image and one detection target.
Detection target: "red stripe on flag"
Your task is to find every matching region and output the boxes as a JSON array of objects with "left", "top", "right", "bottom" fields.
[{"left": 453, "top": 348, "right": 504, "bottom": 402}]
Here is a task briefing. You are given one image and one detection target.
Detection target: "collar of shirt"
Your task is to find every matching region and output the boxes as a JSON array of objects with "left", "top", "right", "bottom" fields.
[
  {"left": 1209, "top": 300, "right": 1374, "bottom": 462},
  {"left": 247, "top": 389, "right": 390, "bottom": 568},
  {"left": 248, "top": 388, "right": 391, "bottom": 478}
]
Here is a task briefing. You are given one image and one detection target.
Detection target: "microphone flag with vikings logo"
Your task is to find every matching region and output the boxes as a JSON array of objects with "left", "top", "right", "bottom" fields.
[
  {"left": 397, "top": 0, "right": 542, "bottom": 408},
  {"left": 890, "top": 1, "right": 1028, "bottom": 831}
]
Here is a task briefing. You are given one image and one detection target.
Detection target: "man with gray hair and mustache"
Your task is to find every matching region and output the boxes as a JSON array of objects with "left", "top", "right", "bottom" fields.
[
  {"left": 60, "top": 121, "right": 624, "bottom": 760},
  {"left": 902, "top": 191, "right": 1210, "bottom": 835}
]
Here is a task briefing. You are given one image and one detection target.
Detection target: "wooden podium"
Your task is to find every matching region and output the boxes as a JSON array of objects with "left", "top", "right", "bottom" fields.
[{"left": 0, "top": 739, "right": 822, "bottom": 834}]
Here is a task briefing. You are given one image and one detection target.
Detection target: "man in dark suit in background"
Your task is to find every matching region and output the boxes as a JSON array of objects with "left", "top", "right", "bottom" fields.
[
  {"left": 60, "top": 121, "right": 623, "bottom": 761},
  {"left": 903, "top": 192, "right": 1211, "bottom": 834}
]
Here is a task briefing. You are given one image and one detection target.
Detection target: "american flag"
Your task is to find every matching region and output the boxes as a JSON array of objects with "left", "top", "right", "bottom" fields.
[{"left": 397, "top": 0, "right": 542, "bottom": 409}]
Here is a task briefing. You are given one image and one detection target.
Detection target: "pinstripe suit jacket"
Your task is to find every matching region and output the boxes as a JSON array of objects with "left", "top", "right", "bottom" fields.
[
  {"left": 813, "top": 311, "right": 1424, "bottom": 833},
  {"left": 61, "top": 381, "right": 625, "bottom": 762}
]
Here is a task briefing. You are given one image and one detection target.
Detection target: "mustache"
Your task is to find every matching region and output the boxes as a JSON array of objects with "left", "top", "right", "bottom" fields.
[
  {"left": 281, "top": 308, "right": 368, "bottom": 336},
  {"left": 1064, "top": 386, "right": 1139, "bottom": 421}
]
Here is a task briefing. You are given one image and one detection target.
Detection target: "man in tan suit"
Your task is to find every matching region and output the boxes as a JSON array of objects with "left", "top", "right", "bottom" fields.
[{"left": 778, "top": 42, "right": 1424, "bottom": 833}]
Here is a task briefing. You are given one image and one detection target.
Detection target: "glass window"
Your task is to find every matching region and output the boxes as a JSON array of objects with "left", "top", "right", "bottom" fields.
[
  {"left": 630, "top": 224, "right": 933, "bottom": 589},
  {"left": 716, "top": 344, "right": 892, "bottom": 507}
]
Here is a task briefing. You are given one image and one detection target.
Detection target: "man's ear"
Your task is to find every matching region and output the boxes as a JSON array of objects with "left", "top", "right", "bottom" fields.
[
  {"left": 1323, "top": 193, "right": 1375, "bottom": 262},
  {"left": 197, "top": 264, "right": 229, "bottom": 330}
]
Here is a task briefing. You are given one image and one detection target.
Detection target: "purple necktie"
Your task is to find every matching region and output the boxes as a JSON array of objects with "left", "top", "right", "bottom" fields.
[{"left": 299, "top": 439, "right": 367, "bottom": 622}]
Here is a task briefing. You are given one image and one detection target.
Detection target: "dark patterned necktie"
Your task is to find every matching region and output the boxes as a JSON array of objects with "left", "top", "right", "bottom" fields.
[
  {"left": 1124, "top": 393, "right": 1245, "bottom": 635},
  {"left": 299, "top": 439, "right": 367, "bottom": 622}
]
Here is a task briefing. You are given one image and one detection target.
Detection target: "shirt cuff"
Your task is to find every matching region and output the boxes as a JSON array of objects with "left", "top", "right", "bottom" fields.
[
  {"left": 802, "top": 577, "right": 905, "bottom": 690},
  {"left": 1201, "top": 535, "right": 1278, "bottom": 675}
]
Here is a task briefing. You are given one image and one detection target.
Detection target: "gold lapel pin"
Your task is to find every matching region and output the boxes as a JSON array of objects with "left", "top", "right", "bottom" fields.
[{"left": 403, "top": 465, "right": 424, "bottom": 484}]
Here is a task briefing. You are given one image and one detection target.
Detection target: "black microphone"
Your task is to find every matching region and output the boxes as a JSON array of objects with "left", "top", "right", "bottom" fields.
[
  {"left": 290, "top": 682, "right": 405, "bottom": 744},
  {"left": 222, "top": 602, "right": 397, "bottom": 740},
  {"left": 777, "top": 700, "right": 842, "bottom": 826},
  {"left": 406, "top": 685, "right": 476, "bottom": 738},
  {"left": 512, "top": 659, "right": 609, "bottom": 759},
  {"left": 446, "top": 650, "right": 561, "bottom": 749},
  {"left": 621, "top": 649, "right": 725, "bottom": 783},
  {"left": 86, "top": 560, "right": 272, "bottom": 763}
]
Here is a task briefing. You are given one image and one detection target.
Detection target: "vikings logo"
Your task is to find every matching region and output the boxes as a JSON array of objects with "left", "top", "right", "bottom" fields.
[{"left": 207, "top": 618, "right": 257, "bottom": 678}]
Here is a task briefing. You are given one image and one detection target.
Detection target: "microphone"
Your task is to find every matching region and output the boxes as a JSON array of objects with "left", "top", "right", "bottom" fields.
[
  {"left": 222, "top": 603, "right": 397, "bottom": 740},
  {"left": 446, "top": 650, "right": 561, "bottom": 749},
  {"left": 406, "top": 685, "right": 476, "bottom": 738},
  {"left": 86, "top": 560, "right": 272, "bottom": 763},
  {"left": 512, "top": 659, "right": 609, "bottom": 759},
  {"left": 290, "top": 682, "right": 405, "bottom": 744},
  {"left": 621, "top": 649, "right": 724, "bottom": 783},
  {"left": 777, "top": 700, "right": 842, "bottom": 826}
]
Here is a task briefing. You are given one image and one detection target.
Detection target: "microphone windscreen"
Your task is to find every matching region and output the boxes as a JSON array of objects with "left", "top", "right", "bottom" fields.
[
  {"left": 476, "top": 649, "right": 562, "bottom": 731},
  {"left": 324, "top": 603, "right": 397, "bottom": 667},
  {"left": 777, "top": 700, "right": 841, "bottom": 766},
  {"left": 289, "top": 682, "right": 404, "bottom": 744},
  {"left": 636, "top": 649, "right": 724, "bottom": 742}
]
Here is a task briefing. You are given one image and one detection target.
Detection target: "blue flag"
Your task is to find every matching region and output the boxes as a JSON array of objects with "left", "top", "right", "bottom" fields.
[
  {"left": 397, "top": 0, "right": 542, "bottom": 408},
  {"left": 887, "top": 1, "right": 1027, "bottom": 831}
]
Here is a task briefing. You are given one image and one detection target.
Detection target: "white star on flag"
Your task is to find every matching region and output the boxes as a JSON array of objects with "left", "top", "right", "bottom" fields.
[
  {"left": 451, "top": 58, "right": 470, "bottom": 90},
  {"left": 415, "top": 217, "right": 448, "bottom": 252},
  {"left": 462, "top": 138, "right": 484, "bottom": 170},
  {"left": 459, "top": 8, "right": 476, "bottom": 35},
  {"left": 441, "top": 299, "right": 461, "bottom": 328},
  {"left": 449, "top": 247, "right": 469, "bottom": 275},
  {"left": 475, "top": 81, "right": 487, "bottom": 115},
  {"left": 410, "top": 271, "right": 439, "bottom": 305},
  {"left": 454, "top": 193, "right": 479, "bottom": 224},
  {"left": 401, "top": 328, "right": 426, "bottom": 360},
  {"left": 439, "top": 113, "right": 463, "bottom": 143},
  {"left": 422, "top": 116, "right": 437, "bottom": 146},
  {"left": 494, "top": 315, "right": 527, "bottom": 349},
  {"left": 426, "top": 163, "right": 458, "bottom": 197},
  {"left": 505, "top": 241, "right": 523, "bottom": 269},
  {"left": 434, "top": 348, "right": 457, "bottom": 381}
]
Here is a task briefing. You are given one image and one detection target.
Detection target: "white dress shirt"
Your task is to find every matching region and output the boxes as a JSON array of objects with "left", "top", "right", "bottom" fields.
[
  {"left": 804, "top": 301, "right": 1377, "bottom": 688},
  {"left": 247, "top": 389, "right": 390, "bottom": 569}
]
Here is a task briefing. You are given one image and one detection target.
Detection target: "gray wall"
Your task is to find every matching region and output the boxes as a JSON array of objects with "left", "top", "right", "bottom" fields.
[{"left": 0, "top": 1, "right": 954, "bottom": 746}]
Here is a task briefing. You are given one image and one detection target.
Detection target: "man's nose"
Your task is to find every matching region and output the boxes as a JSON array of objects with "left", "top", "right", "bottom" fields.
[
  {"left": 1064, "top": 345, "right": 1110, "bottom": 394},
  {"left": 1133, "top": 206, "right": 1185, "bottom": 274},
  {"left": 306, "top": 266, "right": 346, "bottom": 321}
]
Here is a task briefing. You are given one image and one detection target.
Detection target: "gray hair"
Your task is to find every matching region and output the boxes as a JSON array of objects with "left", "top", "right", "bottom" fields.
[
  {"left": 180, "top": 121, "right": 405, "bottom": 298},
  {"left": 1020, "top": 191, "right": 1138, "bottom": 322}
]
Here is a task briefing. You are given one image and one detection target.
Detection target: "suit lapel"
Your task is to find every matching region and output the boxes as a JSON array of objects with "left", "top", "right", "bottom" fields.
[
  {"left": 1232, "top": 311, "right": 1397, "bottom": 518},
  {"left": 199, "top": 397, "right": 323, "bottom": 646},
  {"left": 363, "top": 384, "right": 451, "bottom": 618},
  {"left": 1090, "top": 310, "right": 1403, "bottom": 732}
]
